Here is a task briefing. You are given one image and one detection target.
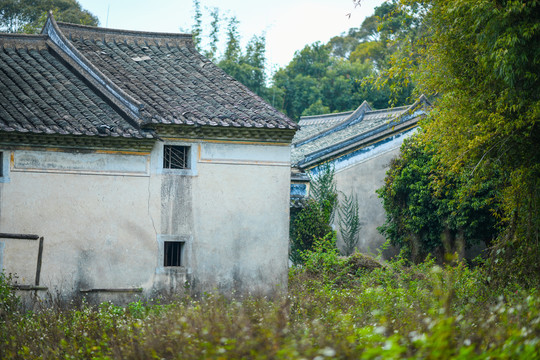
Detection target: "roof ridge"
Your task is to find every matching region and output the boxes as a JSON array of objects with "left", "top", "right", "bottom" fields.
[
  {"left": 56, "top": 21, "right": 194, "bottom": 47},
  {"left": 295, "top": 96, "right": 431, "bottom": 168},
  {"left": 293, "top": 101, "right": 371, "bottom": 147},
  {"left": 42, "top": 13, "right": 146, "bottom": 129},
  {"left": 365, "top": 105, "right": 409, "bottom": 114},
  {"left": 300, "top": 110, "right": 354, "bottom": 121},
  {"left": 0, "top": 34, "right": 48, "bottom": 50}
]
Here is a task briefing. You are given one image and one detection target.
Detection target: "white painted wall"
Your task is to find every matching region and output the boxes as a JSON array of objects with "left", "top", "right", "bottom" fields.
[{"left": 0, "top": 140, "right": 291, "bottom": 302}]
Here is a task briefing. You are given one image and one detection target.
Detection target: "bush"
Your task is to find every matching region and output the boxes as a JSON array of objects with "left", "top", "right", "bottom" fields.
[
  {"left": 0, "top": 261, "right": 539, "bottom": 359},
  {"left": 0, "top": 272, "right": 20, "bottom": 321},
  {"left": 290, "top": 164, "right": 338, "bottom": 265}
]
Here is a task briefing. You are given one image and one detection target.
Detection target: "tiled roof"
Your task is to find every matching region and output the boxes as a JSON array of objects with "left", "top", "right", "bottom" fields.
[
  {"left": 55, "top": 21, "right": 298, "bottom": 131},
  {"left": 0, "top": 34, "right": 146, "bottom": 139},
  {"left": 0, "top": 14, "right": 297, "bottom": 150},
  {"left": 291, "top": 96, "right": 430, "bottom": 166}
]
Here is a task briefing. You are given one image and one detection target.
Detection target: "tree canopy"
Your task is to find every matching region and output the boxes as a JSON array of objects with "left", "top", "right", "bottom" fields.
[
  {"left": 377, "top": 0, "right": 539, "bottom": 285},
  {"left": 0, "top": 0, "right": 98, "bottom": 33},
  {"left": 191, "top": 0, "right": 420, "bottom": 121}
]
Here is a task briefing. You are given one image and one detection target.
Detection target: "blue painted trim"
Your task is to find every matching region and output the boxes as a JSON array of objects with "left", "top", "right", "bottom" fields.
[
  {"left": 298, "top": 110, "right": 424, "bottom": 167},
  {"left": 308, "top": 127, "right": 417, "bottom": 178},
  {"left": 0, "top": 150, "right": 10, "bottom": 183},
  {"left": 290, "top": 183, "right": 307, "bottom": 197}
]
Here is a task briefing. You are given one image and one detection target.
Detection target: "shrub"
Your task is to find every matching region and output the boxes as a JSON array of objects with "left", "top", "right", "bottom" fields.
[
  {"left": 290, "top": 164, "right": 338, "bottom": 264},
  {"left": 0, "top": 272, "right": 20, "bottom": 321}
]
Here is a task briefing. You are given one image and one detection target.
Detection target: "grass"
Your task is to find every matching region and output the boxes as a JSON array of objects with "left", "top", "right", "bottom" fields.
[{"left": 0, "top": 245, "right": 539, "bottom": 359}]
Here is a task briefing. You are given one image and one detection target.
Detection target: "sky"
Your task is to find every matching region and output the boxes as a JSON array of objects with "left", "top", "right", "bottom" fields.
[{"left": 76, "top": 0, "right": 384, "bottom": 71}]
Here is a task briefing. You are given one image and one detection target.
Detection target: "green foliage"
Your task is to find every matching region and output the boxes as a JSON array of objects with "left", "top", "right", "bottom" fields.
[
  {"left": 300, "top": 232, "right": 348, "bottom": 283},
  {"left": 189, "top": 3, "right": 271, "bottom": 101},
  {"left": 0, "top": 0, "right": 98, "bottom": 34},
  {"left": 204, "top": 7, "right": 220, "bottom": 61},
  {"left": 290, "top": 164, "right": 338, "bottom": 265},
  {"left": 309, "top": 164, "right": 338, "bottom": 224},
  {"left": 270, "top": 1, "right": 418, "bottom": 121},
  {"left": 222, "top": 15, "right": 240, "bottom": 62},
  {"left": 1, "top": 260, "right": 540, "bottom": 359},
  {"left": 191, "top": 0, "right": 202, "bottom": 51},
  {"left": 290, "top": 198, "right": 334, "bottom": 265},
  {"left": 378, "top": 133, "right": 501, "bottom": 262},
  {"left": 301, "top": 99, "right": 329, "bottom": 117},
  {"left": 375, "top": 0, "right": 540, "bottom": 284},
  {"left": 338, "top": 191, "right": 361, "bottom": 256},
  {"left": 0, "top": 272, "right": 19, "bottom": 321}
]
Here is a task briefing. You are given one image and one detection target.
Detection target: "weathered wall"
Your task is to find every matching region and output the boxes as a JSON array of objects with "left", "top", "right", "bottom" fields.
[
  {"left": 333, "top": 148, "right": 400, "bottom": 255},
  {"left": 0, "top": 149, "right": 160, "bottom": 302},
  {"left": 309, "top": 129, "right": 417, "bottom": 257},
  {"left": 191, "top": 142, "right": 291, "bottom": 295},
  {"left": 0, "top": 140, "right": 291, "bottom": 303}
]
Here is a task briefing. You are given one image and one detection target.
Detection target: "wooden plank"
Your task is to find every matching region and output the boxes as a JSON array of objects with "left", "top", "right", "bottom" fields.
[
  {"left": 12, "top": 285, "right": 48, "bottom": 291},
  {"left": 79, "top": 288, "right": 143, "bottom": 293},
  {"left": 35, "top": 237, "right": 44, "bottom": 286},
  {"left": 0, "top": 233, "right": 39, "bottom": 240}
]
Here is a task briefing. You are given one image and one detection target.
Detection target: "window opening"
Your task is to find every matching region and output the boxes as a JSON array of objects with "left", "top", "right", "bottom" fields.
[
  {"left": 163, "top": 145, "right": 190, "bottom": 169},
  {"left": 164, "top": 241, "right": 184, "bottom": 267},
  {"left": 0, "top": 152, "right": 3, "bottom": 177}
]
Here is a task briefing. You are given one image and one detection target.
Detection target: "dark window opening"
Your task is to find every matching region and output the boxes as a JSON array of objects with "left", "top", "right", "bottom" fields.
[
  {"left": 163, "top": 145, "right": 190, "bottom": 169},
  {"left": 0, "top": 152, "right": 3, "bottom": 177},
  {"left": 164, "top": 241, "right": 184, "bottom": 267}
]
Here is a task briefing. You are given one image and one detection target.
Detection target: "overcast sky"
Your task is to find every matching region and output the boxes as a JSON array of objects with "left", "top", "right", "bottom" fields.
[{"left": 76, "top": 0, "right": 384, "bottom": 71}]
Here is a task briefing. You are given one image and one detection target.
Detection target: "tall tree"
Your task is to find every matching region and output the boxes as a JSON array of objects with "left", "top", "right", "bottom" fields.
[
  {"left": 204, "top": 6, "right": 220, "bottom": 61},
  {"left": 379, "top": 0, "right": 539, "bottom": 285},
  {"left": 223, "top": 15, "right": 240, "bottom": 62},
  {"left": 191, "top": 0, "right": 203, "bottom": 51},
  {"left": 0, "top": 0, "right": 98, "bottom": 33}
]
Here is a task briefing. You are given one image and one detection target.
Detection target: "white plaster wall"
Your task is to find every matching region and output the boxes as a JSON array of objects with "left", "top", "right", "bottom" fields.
[
  {"left": 191, "top": 142, "right": 291, "bottom": 295},
  {"left": 0, "top": 149, "right": 161, "bottom": 300},
  {"left": 0, "top": 140, "right": 292, "bottom": 301},
  {"left": 333, "top": 148, "right": 401, "bottom": 257}
]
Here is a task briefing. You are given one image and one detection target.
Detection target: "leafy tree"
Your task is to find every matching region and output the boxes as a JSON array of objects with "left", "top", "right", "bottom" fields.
[
  {"left": 218, "top": 33, "right": 268, "bottom": 98},
  {"left": 191, "top": 0, "right": 202, "bottom": 51},
  {"left": 392, "top": 0, "right": 540, "bottom": 285},
  {"left": 189, "top": 2, "right": 271, "bottom": 100},
  {"left": 223, "top": 15, "right": 240, "bottom": 62},
  {"left": 270, "top": 1, "right": 419, "bottom": 120},
  {"left": 204, "top": 6, "right": 220, "bottom": 61},
  {"left": 301, "top": 99, "right": 329, "bottom": 117},
  {"left": 0, "top": 0, "right": 98, "bottom": 33},
  {"left": 378, "top": 134, "right": 501, "bottom": 263}
]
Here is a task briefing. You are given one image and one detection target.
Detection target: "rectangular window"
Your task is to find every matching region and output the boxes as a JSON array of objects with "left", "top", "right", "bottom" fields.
[
  {"left": 163, "top": 145, "right": 190, "bottom": 169},
  {"left": 164, "top": 241, "right": 184, "bottom": 267}
]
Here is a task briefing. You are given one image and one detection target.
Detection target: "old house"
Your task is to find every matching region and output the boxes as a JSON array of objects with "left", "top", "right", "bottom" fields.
[
  {"left": 291, "top": 96, "right": 431, "bottom": 256},
  {"left": 0, "top": 14, "right": 297, "bottom": 303}
]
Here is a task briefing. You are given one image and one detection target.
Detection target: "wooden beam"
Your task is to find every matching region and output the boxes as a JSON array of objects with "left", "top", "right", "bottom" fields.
[
  {"left": 0, "top": 233, "right": 39, "bottom": 240},
  {"left": 35, "top": 237, "right": 44, "bottom": 286},
  {"left": 79, "top": 288, "right": 143, "bottom": 293}
]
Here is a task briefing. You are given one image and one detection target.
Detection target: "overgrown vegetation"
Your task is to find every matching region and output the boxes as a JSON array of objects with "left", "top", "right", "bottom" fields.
[
  {"left": 289, "top": 165, "right": 338, "bottom": 265},
  {"left": 377, "top": 133, "right": 501, "bottom": 263},
  {"left": 376, "top": 0, "right": 539, "bottom": 287},
  {"left": 2, "top": 249, "right": 539, "bottom": 359},
  {"left": 338, "top": 191, "right": 361, "bottom": 256}
]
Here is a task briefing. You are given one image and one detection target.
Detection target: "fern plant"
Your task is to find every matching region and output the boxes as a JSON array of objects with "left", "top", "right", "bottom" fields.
[{"left": 338, "top": 192, "right": 361, "bottom": 256}]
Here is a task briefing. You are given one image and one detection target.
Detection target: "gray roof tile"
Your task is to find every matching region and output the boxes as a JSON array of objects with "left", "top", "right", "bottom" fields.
[
  {"left": 0, "top": 35, "right": 145, "bottom": 139},
  {"left": 291, "top": 98, "right": 430, "bottom": 166},
  {"left": 57, "top": 22, "right": 297, "bottom": 131}
]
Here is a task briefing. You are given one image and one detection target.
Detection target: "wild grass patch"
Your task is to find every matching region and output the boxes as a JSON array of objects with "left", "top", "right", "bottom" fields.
[{"left": 1, "top": 252, "right": 539, "bottom": 359}]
